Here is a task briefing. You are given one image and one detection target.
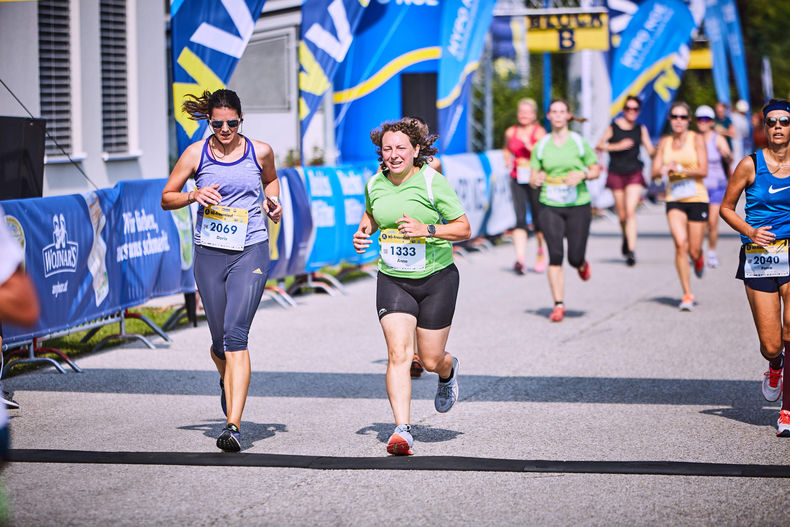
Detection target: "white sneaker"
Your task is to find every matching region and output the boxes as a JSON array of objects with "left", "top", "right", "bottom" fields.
[
  {"left": 435, "top": 357, "right": 459, "bottom": 413},
  {"left": 708, "top": 251, "right": 719, "bottom": 268},
  {"left": 762, "top": 367, "right": 783, "bottom": 402},
  {"left": 386, "top": 424, "right": 413, "bottom": 455}
]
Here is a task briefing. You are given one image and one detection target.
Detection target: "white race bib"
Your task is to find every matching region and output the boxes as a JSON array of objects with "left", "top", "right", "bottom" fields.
[
  {"left": 545, "top": 183, "right": 578, "bottom": 204},
  {"left": 745, "top": 240, "right": 790, "bottom": 278},
  {"left": 516, "top": 166, "right": 532, "bottom": 184},
  {"left": 200, "top": 206, "right": 248, "bottom": 251},
  {"left": 379, "top": 229, "right": 426, "bottom": 271},
  {"left": 670, "top": 178, "right": 696, "bottom": 200}
]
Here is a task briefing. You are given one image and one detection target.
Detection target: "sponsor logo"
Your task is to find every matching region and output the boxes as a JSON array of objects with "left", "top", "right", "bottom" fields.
[
  {"left": 252, "top": 268, "right": 263, "bottom": 274},
  {"left": 42, "top": 214, "right": 79, "bottom": 277},
  {"left": 5, "top": 215, "right": 25, "bottom": 268},
  {"left": 378, "top": 308, "right": 387, "bottom": 317},
  {"left": 768, "top": 184, "right": 790, "bottom": 194}
]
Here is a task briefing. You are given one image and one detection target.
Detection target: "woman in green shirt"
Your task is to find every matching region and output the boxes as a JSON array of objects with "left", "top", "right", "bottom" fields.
[
  {"left": 530, "top": 100, "right": 601, "bottom": 322},
  {"left": 353, "top": 118, "right": 470, "bottom": 455}
]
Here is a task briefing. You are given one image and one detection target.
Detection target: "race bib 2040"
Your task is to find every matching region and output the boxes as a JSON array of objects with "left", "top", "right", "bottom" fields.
[
  {"left": 745, "top": 239, "right": 789, "bottom": 278},
  {"left": 379, "top": 228, "right": 426, "bottom": 272}
]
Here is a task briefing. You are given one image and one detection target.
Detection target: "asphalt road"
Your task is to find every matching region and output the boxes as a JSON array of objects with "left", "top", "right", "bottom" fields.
[{"left": 3, "top": 202, "right": 789, "bottom": 526}]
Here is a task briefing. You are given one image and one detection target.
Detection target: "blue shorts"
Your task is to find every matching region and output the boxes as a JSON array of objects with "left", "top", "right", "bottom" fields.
[
  {"left": 735, "top": 244, "right": 790, "bottom": 293},
  {"left": 194, "top": 241, "right": 270, "bottom": 356}
]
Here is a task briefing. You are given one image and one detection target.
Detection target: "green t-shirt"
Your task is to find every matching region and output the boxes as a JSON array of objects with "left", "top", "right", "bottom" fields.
[
  {"left": 365, "top": 164, "right": 465, "bottom": 278},
  {"left": 530, "top": 132, "right": 598, "bottom": 207}
]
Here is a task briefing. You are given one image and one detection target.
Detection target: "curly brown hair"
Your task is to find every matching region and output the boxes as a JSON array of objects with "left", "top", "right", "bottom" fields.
[
  {"left": 370, "top": 117, "right": 439, "bottom": 171},
  {"left": 181, "top": 89, "right": 242, "bottom": 121}
]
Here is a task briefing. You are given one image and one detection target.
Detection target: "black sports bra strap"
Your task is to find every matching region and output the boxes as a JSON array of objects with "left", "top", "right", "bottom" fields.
[{"left": 750, "top": 152, "right": 757, "bottom": 168}]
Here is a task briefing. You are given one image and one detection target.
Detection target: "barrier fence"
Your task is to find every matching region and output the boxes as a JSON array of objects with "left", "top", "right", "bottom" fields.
[{"left": 1, "top": 150, "right": 525, "bottom": 372}]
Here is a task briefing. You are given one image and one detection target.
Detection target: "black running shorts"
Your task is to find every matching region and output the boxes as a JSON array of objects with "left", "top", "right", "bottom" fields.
[{"left": 376, "top": 264, "right": 459, "bottom": 330}]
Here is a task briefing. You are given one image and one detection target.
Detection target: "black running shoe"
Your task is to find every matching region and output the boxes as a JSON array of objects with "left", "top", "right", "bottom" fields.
[
  {"left": 626, "top": 251, "right": 636, "bottom": 267},
  {"left": 219, "top": 378, "right": 227, "bottom": 417},
  {"left": 621, "top": 237, "right": 628, "bottom": 257},
  {"left": 217, "top": 423, "right": 241, "bottom": 452}
]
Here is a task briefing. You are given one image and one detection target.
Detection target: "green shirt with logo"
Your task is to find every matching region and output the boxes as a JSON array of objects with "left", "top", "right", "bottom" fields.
[
  {"left": 365, "top": 164, "right": 465, "bottom": 278},
  {"left": 530, "top": 132, "right": 598, "bottom": 207}
]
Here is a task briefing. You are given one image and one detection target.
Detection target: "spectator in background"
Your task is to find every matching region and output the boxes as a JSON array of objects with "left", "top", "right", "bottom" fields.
[
  {"left": 714, "top": 102, "right": 736, "bottom": 151},
  {"left": 732, "top": 99, "right": 751, "bottom": 159},
  {"left": 0, "top": 204, "right": 40, "bottom": 461},
  {"left": 752, "top": 111, "right": 769, "bottom": 150}
]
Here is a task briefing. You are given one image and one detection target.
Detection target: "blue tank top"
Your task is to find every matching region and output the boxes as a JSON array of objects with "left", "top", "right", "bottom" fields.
[
  {"left": 743, "top": 149, "right": 790, "bottom": 244},
  {"left": 194, "top": 135, "right": 268, "bottom": 247}
]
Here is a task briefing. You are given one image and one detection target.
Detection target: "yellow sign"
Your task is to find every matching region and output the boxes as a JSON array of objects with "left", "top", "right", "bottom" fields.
[{"left": 525, "top": 12, "right": 609, "bottom": 53}]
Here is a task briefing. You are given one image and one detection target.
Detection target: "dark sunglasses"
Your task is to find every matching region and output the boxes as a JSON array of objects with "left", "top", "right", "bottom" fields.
[
  {"left": 764, "top": 116, "right": 790, "bottom": 127},
  {"left": 209, "top": 119, "right": 241, "bottom": 129},
  {"left": 669, "top": 114, "right": 689, "bottom": 120},
  {"left": 624, "top": 105, "right": 640, "bottom": 112},
  {"left": 696, "top": 116, "right": 713, "bottom": 122}
]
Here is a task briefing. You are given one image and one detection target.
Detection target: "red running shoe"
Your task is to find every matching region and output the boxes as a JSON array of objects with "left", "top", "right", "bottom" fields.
[
  {"left": 549, "top": 305, "right": 565, "bottom": 322},
  {"left": 693, "top": 255, "right": 705, "bottom": 278},
  {"left": 410, "top": 354, "right": 424, "bottom": 378},
  {"left": 577, "top": 261, "right": 591, "bottom": 281}
]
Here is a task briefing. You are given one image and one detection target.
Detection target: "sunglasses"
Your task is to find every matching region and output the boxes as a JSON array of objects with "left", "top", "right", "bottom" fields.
[
  {"left": 624, "top": 106, "right": 640, "bottom": 112},
  {"left": 696, "top": 116, "right": 713, "bottom": 122},
  {"left": 764, "top": 116, "right": 790, "bottom": 127},
  {"left": 669, "top": 114, "right": 689, "bottom": 120},
  {"left": 209, "top": 119, "right": 241, "bottom": 129}
]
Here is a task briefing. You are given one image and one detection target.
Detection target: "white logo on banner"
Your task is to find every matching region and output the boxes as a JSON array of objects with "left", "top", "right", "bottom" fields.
[{"left": 42, "top": 214, "right": 79, "bottom": 278}]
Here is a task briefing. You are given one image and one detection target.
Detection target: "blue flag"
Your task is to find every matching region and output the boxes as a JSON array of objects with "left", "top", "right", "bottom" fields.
[
  {"left": 719, "top": 0, "right": 749, "bottom": 106},
  {"left": 171, "top": 0, "right": 268, "bottom": 155},
  {"left": 704, "top": 0, "right": 731, "bottom": 105},
  {"left": 299, "top": 0, "right": 368, "bottom": 156},
  {"left": 437, "top": 0, "right": 496, "bottom": 154},
  {"left": 610, "top": 0, "right": 697, "bottom": 139}
]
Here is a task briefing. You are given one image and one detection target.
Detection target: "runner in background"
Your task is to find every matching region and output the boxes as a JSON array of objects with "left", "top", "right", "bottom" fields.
[
  {"left": 652, "top": 101, "right": 709, "bottom": 311},
  {"left": 596, "top": 95, "right": 654, "bottom": 266},
  {"left": 353, "top": 118, "right": 470, "bottom": 455},
  {"left": 695, "top": 105, "right": 733, "bottom": 269},
  {"left": 503, "top": 98, "right": 547, "bottom": 274},
  {"left": 161, "top": 89, "right": 283, "bottom": 452},
  {"left": 714, "top": 102, "right": 736, "bottom": 152},
  {"left": 530, "top": 100, "right": 600, "bottom": 323},
  {"left": 719, "top": 99, "right": 790, "bottom": 437}
]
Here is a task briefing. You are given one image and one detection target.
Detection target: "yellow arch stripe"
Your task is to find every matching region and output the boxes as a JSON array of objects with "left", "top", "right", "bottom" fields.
[
  {"left": 333, "top": 47, "right": 441, "bottom": 104},
  {"left": 437, "top": 61, "right": 479, "bottom": 109},
  {"left": 610, "top": 55, "right": 675, "bottom": 117}
]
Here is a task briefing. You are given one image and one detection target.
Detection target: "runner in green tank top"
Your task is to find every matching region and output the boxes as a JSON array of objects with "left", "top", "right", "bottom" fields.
[{"left": 353, "top": 118, "right": 471, "bottom": 455}]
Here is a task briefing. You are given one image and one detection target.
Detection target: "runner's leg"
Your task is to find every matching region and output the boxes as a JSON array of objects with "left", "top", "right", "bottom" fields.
[
  {"left": 381, "top": 313, "right": 418, "bottom": 426},
  {"left": 667, "top": 208, "right": 692, "bottom": 296},
  {"left": 624, "top": 183, "right": 642, "bottom": 253}
]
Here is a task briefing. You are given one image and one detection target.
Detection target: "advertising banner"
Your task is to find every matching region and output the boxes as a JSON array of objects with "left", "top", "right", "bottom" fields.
[
  {"left": 440, "top": 153, "right": 490, "bottom": 238},
  {"left": 1, "top": 180, "right": 195, "bottom": 343},
  {"left": 171, "top": 0, "right": 268, "bottom": 155},
  {"left": 480, "top": 151, "right": 516, "bottom": 236},
  {"left": 610, "top": 0, "right": 697, "bottom": 139},
  {"left": 437, "top": 0, "right": 496, "bottom": 154},
  {"left": 299, "top": 0, "right": 368, "bottom": 153},
  {"left": 333, "top": 1, "right": 441, "bottom": 163},
  {"left": 266, "top": 167, "right": 314, "bottom": 280}
]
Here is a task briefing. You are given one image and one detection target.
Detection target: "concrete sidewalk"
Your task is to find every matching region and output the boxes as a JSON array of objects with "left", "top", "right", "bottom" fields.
[{"left": 3, "top": 202, "right": 789, "bottom": 526}]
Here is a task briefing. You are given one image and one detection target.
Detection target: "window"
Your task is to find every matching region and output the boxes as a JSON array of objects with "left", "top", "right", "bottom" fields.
[
  {"left": 229, "top": 33, "right": 291, "bottom": 112},
  {"left": 100, "top": 0, "right": 128, "bottom": 153},
  {"left": 38, "top": 0, "right": 72, "bottom": 156}
]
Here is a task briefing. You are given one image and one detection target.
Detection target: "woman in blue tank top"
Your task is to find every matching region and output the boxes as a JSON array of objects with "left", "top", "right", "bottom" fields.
[
  {"left": 161, "top": 89, "right": 283, "bottom": 452},
  {"left": 720, "top": 99, "right": 790, "bottom": 438}
]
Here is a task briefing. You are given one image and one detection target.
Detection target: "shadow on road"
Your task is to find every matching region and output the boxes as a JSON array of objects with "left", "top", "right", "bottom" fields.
[
  {"left": 356, "top": 423, "right": 463, "bottom": 444},
  {"left": 178, "top": 421, "right": 288, "bottom": 450},
  {"left": 525, "top": 308, "right": 586, "bottom": 319}
]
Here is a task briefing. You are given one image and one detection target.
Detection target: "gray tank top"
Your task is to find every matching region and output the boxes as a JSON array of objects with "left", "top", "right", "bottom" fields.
[
  {"left": 703, "top": 132, "right": 727, "bottom": 189},
  {"left": 194, "top": 135, "right": 268, "bottom": 247}
]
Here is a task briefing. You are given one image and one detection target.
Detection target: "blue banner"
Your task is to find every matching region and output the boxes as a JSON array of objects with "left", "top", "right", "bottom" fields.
[
  {"left": 171, "top": 0, "right": 267, "bottom": 155},
  {"left": 437, "top": 0, "right": 496, "bottom": 155},
  {"left": 704, "top": 0, "right": 731, "bottom": 104},
  {"left": 299, "top": 0, "right": 368, "bottom": 154},
  {"left": 719, "top": 0, "right": 749, "bottom": 106},
  {"left": 266, "top": 168, "right": 314, "bottom": 280},
  {"left": 333, "top": 1, "right": 441, "bottom": 163},
  {"left": 1, "top": 180, "right": 195, "bottom": 343},
  {"left": 610, "top": 0, "right": 697, "bottom": 139}
]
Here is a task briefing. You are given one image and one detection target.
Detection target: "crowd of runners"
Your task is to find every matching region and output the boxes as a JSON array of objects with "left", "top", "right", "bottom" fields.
[{"left": 4, "top": 89, "right": 786, "bottom": 460}]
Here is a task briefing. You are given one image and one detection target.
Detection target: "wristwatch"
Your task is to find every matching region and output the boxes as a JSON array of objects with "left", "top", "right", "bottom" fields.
[{"left": 427, "top": 224, "right": 436, "bottom": 238}]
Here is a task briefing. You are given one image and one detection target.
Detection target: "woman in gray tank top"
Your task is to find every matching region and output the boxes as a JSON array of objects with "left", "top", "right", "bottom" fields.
[{"left": 161, "top": 89, "right": 282, "bottom": 452}]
